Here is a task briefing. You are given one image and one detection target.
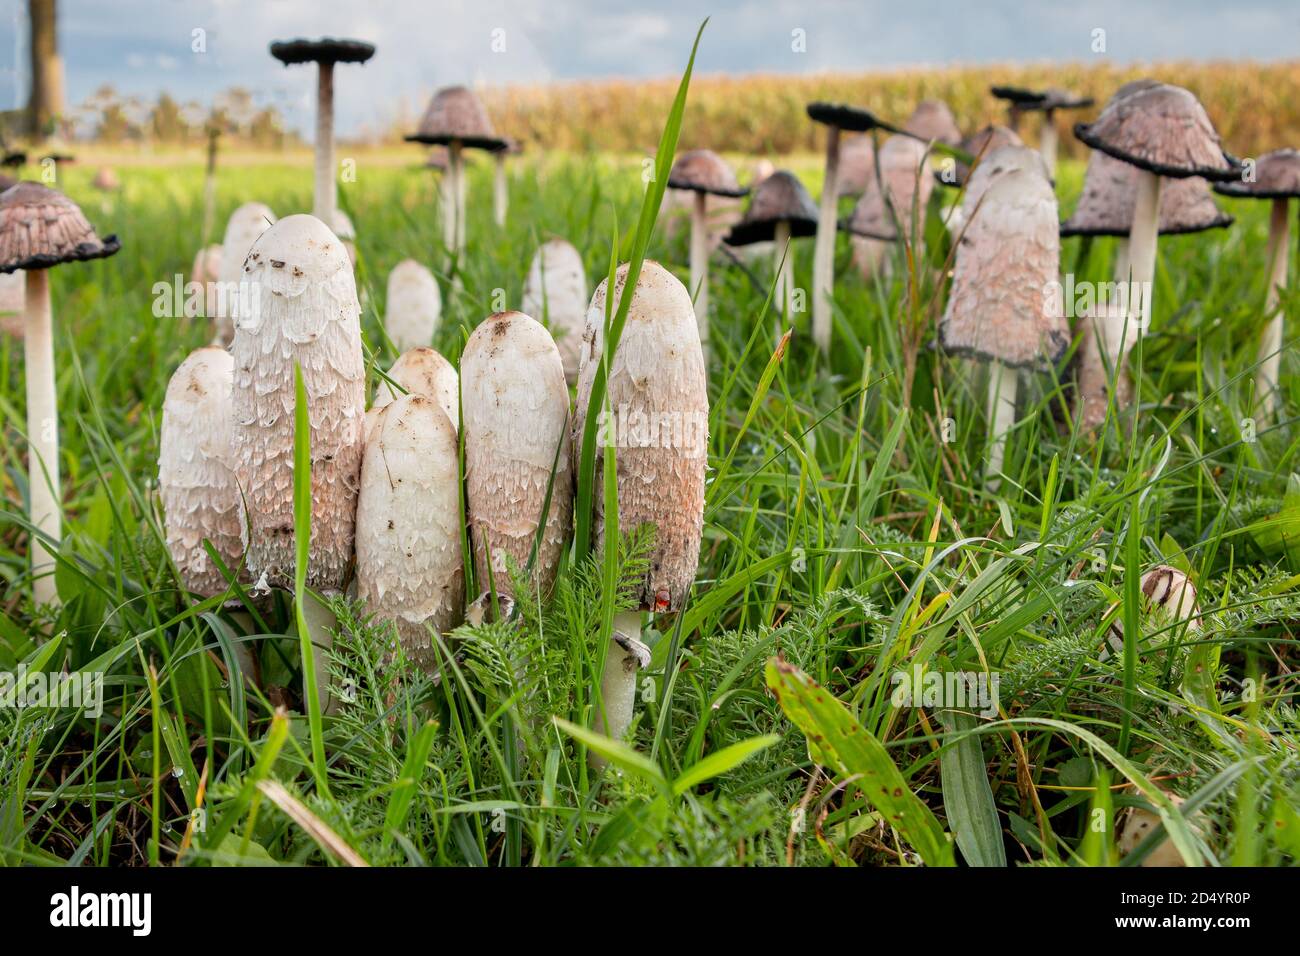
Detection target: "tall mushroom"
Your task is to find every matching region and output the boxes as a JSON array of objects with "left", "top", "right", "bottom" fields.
[
  {"left": 231, "top": 214, "right": 365, "bottom": 710},
  {"left": 574, "top": 261, "right": 707, "bottom": 748},
  {"left": 840, "top": 135, "right": 934, "bottom": 271},
  {"left": 939, "top": 168, "right": 1069, "bottom": 484},
  {"left": 666, "top": 149, "right": 748, "bottom": 343},
  {"left": 269, "top": 38, "right": 376, "bottom": 227},
  {"left": 723, "top": 170, "right": 818, "bottom": 320},
  {"left": 1064, "top": 148, "right": 1233, "bottom": 429},
  {"left": 384, "top": 258, "right": 442, "bottom": 352},
  {"left": 991, "top": 86, "right": 1093, "bottom": 177},
  {"left": 355, "top": 394, "right": 464, "bottom": 674},
  {"left": 0, "top": 182, "right": 120, "bottom": 606},
  {"left": 1213, "top": 149, "right": 1300, "bottom": 418},
  {"left": 214, "top": 202, "right": 275, "bottom": 345},
  {"left": 405, "top": 86, "right": 508, "bottom": 258},
  {"left": 1074, "top": 84, "right": 1240, "bottom": 354},
  {"left": 806, "top": 102, "right": 920, "bottom": 353},
  {"left": 160, "top": 347, "right": 243, "bottom": 597},
  {"left": 462, "top": 312, "right": 573, "bottom": 603},
  {"left": 521, "top": 238, "right": 588, "bottom": 385},
  {"left": 370, "top": 346, "right": 459, "bottom": 439}
]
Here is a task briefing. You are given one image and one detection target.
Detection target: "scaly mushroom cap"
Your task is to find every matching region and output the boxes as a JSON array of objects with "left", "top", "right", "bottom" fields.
[
  {"left": 835, "top": 135, "right": 876, "bottom": 197},
  {"left": 1214, "top": 148, "right": 1300, "bottom": 200},
  {"left": 841, "top": 136, "right": 934, "bottom": 241},
  {"left": 1074, "top": 83, "right": 1239, "bottom": 181},
  {"left": 269, "top": 37, "right": 376, "bottom": 65},
  {"left": 1118, "top": 794, "right": 1197, "bottom": 866},
  {"left": 940, "top": 169, "right": 1069, "bottom": 369},
  {"left": 384, "top": 258, "right": 442, "bottom": 352},
  {"left": 0, "top": 181, "right": 120, "bottom": 272},
  {"left": 667, "top": 150, "right": 748, "bottom": 197},
  {"left": 215, "top": 202, "right": 276, "bottom": 344},
  {"left": 944, "top": 125, "right": 1024, "bottom": 188},
  {"left": 1074, "top": 303, "right": 1136, "bottom": 431},
  {"left": 231, "top": 214, "right": 366, "bottom": 593},
  {"left": 160, "top": 347, "right": 244, "bottom": 597},
  {"left": 371, "top": 346, "right": 459, "bottom": 434},
  {"left": 1140, "top": 565, "right": 1200, "bottom": 627},
  {"left": 1062, "top": 148, "right": 1232, "bottom": 236},
  {"left": 355, "top": 394, "right": 464, "bottom": 671},
  {"left": 406, "top": 85, "right": 506, "bottom": 150},
  {"left": 723, "top": 170, "right": 819, "bottom": 246},
  {"left": 521, "top": 238, "right": 588, "bottom": 384},
  {"left": 575, "top": 261, "right": 708, "bottom": 613},
  {"left": 462, "top": 311, "right": 574, "bottom": 598},
  {"left": 962, "top": 144, "right": 1051, "bottom": 222},
  {"left": 905, "top": 100, "right": 962, "bottom": 146}
]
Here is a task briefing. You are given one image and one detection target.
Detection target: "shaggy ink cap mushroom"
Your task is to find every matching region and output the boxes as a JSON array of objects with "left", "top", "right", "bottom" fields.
[
  {"left": 839, "top": 136, "right": 934, "bottom": 241},
  {"left": 1062, "top": 149, "right": 1233, "bottom": 237},
  {"left": 269, "top": 37, "right": 375, "bottom": 65},
  {"left": 723, "top": 170, "right": 818, "bottom": 246},
  {"left": 958, "top": 144, "right": 1051, "bottom": 225},
  {"left": 405, "top": 86, "right": 508, "bottom": 150},
  {"left": 1213, "top": 148, "right": 1300, "bottom": 200},
  {"left": 939, "top": 125, "right": 1024, "bottom": 188},
  {"left": 521, "top": 238, "right": 588, "bottom": 384},
  {"left": 371, "top": 346, "right": 459, "bottom": 432},
  {"left": 904, "top": 100, "right": 962, "bottom": 146},
  {"left": 991, "top": 85, "right": 1093, "bottom": 113},
  {"left": 667, "top": 150, "right": 749, "bottom": 197},
  {"left": 0, "top": 181, "right": 120, "bottom": 270}
]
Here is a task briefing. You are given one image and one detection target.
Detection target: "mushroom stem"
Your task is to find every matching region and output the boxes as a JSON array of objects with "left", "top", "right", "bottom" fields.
[
  {"left": 24, "top": 268, "right": 59, "bottom": 606},
  {"left": 1125, "top": 171, "right": 1163, "bottom": 341},
  {"left": 493, "top": 151, "right": 507, "bottom": 228},
  {"left": 773, "top": 220, "right": 793, "bottom": 321},
  {"left": 689, "top": 190, "right": 710, "bottom": 344},
  {"left": 312, "top": 61, "right": 336, "bottom": 226},
  {"left": 986, "top": 360, "right": 1018, "bottom": 485},
  {"left": 1038, "top": 110, "right": 1058, "bottom": 177},
  {"left": 593, "top": 609, "right": 643, "bottom": 763},
  {"left": 812, "top": 125, "right": 841, "bottom": 353},
  {"left": 455, "top": 144, "right": 467, "bottom": 253},
  {"left": 443, "top": 141, "right": 462, "bottom": 256},
  {"left": 1257, "top": 197, "right": 1291, "bottom": 418}
]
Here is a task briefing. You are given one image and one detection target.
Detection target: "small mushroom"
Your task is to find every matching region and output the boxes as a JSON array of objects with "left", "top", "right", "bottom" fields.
[
  {"left": 1118, "top": 793, "right": 1203, "bottom": 866},
  {"left": 269, "top": 37, "right": 376, "bottom": 227},
  {"left": 0, "top": 182, "right": 120, "bottom": 606},
  {"left": 1074, "top": 84, "right": 1240, "bottom": 350},
  {"left": 214, "top": 202, "right": 276, "bottom": 345},
  {"left": 370, "top": 346, "right": 459, "bottom": 441},
  {"left": 159, "top": 347, "right": 243, "bottom": 597},
  {"left": 355, "top": 394, "right": 464, "bottom": 674},
  {"left": 406, "top": 86, "right": 508, "bottom": 257},
  {"left": 939, "top": 168, "right": 1068, "bottom": 485},
  {"left": 384, "top": 259, "right": 442, "bottom": 351},
  {"left": 462, "top": 311, "right": 573, "bottom": 601},
  {"left": 521, "top": 238, "right": 588, "bottom": 384},
  {"left": 667, "top": 149, "right": 748, "bottom": 342},
  {"left": 1214, "top": 148, "right": 1300, "bottom": 418},
  {"left": 1102, "top": 565, "right": 1201, "bottom": 659},
  {"left": 990, "top": 85, "right": 1093, "bottom": 175},
  {"left": 575, "top": 261, "right": 707, "bottom": 751},
  {"left": 724, "top": 170, "right": 818, "bottom": 321}
]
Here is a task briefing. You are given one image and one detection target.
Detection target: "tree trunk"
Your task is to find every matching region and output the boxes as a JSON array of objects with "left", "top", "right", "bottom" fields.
[{"left": 27, "top": 0, "right": 65, "bottom": 142}]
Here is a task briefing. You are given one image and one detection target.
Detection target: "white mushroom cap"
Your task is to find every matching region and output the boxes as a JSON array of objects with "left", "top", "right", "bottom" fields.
[
  {"left": 371, "top": 346, "right": 459, "bottom": 435},
  {"left": 575, "top": 261, "right": 708, "bottom": 613},
  {"left": 191, "top": 243, "right": 223, "bottom": 287},
  {"left": 159, "top": 347, "right": 243, "bottom": 597},
  {"left": 961, "top": 144, "right": 1051, "bottom": 222},
  {"left": 231, "top": 213, "right": 366, "bottom": 593},
  {"left": 355, "top": 394, "right": 464, "bottom": 672},
  {"left": 521, "top": 238, "right": 588, "bottom": 385},
  {"left": 462, "top": 311, "right": 574, "bottom": 598},
  {"left": 1118, "top": 793, "right": 1201, "bottom": 866},
  {"left": 939, "top": 168, "right": 1069, "bottom": 369},
  {"left": 384, "top": 258, "right": 442, "bottom": 352},
  {"left": 215, "top": 202, "right": 276, "bottom": 345}
]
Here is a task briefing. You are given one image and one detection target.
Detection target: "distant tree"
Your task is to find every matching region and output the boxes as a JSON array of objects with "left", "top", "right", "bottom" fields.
[{"left": 150, "top": 93, "right": 186, "bottom": 143}]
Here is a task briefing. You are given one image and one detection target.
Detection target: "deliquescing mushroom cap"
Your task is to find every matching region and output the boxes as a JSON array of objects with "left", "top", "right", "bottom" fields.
[
  {"left": 355, "top": 393, "right": 464, "bottom": 666},
  {"left": 372, "top": 346, "right": 459, "bottom": 432},
  {"left": 667, "top": 149, "right": 748, "bottom": 197},
  {"left": 905, "top": 100, "right": 962, "bottom": 146},
  {"left": 232, "top": 213, "right": 365, "bottom": 593},
  {"left": 269, "top": 37, "right": 376, "bottom": 65},
  {"left": 461, "top": 310, "right": 573, "bottom": 598},
  {"left": 806, "top": 101, "right": 895, "bottom": 133},
  {"left": 991, "top": 85, "right": 1094, "bottom": 112},
  {"left": 1063, "top": 148, "right": 1233, "bottom": 236},
  {"left": 841, "top": 136, "right": 934, "bottom": 241},
  {"left": 835, "top": 135, "right": 876, "bottom": 197},
  {"left": 521, "top": 238, "right": 588, "bottom": 384},
  {"left": 0, "top": 181, "right": 120, "bottom": 272},
  {"left": 961, "top": 144, "right": 1051, "bottom": 224},
  {"left": 1073, "top": 83, "right": 1240, "bottom": 181},
  {"left": 405, "top": 85, "right": 507, "bottom": 151},
  {"left": 940, "top": 125, "right": 1024, "bottom": 188},
  {"left": 1213, "top": 148, "right": 1300, "bottom": 200},
  {"left": 575, "top": 261, "right": 707, "bottom": 614},
  {"left": 159, "top": 346, "right": 243, "bottom": 598},
  {"left": 723, "top": 170, "right": 818, "bottom": 246},
  {"left": 939, "top": 168, "right": 1070, "bottom": 369}
]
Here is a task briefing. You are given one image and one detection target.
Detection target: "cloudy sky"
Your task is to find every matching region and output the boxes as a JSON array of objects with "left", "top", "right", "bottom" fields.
[{"left": 2, "top": 0, "right": 1298, "bottom": 136}]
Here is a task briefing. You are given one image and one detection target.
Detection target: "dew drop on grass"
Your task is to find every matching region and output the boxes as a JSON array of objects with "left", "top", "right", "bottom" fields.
[{"left": 172, "top": 766, "right": 184, "bottom": 778}]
